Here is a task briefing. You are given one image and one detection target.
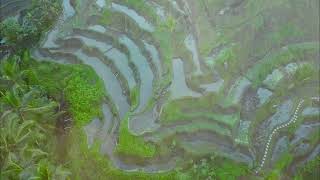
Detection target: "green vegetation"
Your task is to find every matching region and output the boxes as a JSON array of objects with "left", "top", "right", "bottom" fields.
[
  {"left": 0, "top": 56, "right": 70, "bottom": 179},
  {"left": 151, "top": 121, "right": 232, "bottom": 144},
  {"left": 25, "top": 58, "right": 105, "bottom": 126},
  {"left": 116, "top": 114, "right": 156, "bottom": 158},
  {"left": 274, "top": 63, "right": 318, "bottom": 98},
  {"left": 0, "top": 1, "right": 71, "bottom": 178},
  {"left": 207, "top": 45, "right": 238, "bottom": 79},
  {"left": 152, "top": 27, "right": 173, "bottom": 91},
  {"left": 246, "top": 42, "right": 319, "bottom": 87},
  {"left": 197, "top": 0, "right": 319, "bottom": 91},
  {"left": 129, "top": 86, "right": 140, "bottom": 111},
  {"left": 63, "top": 66, "right": 105, "bottom": 125},
  {"left": 265, "top": 152, "right": 293, "bottom": 180},
  {"left": 66, "top": 128, "right": 176, "bottom": 180},
  {"left": 0, "top": 18, "right": 22, "bottom": 45},
  {"left": 176, "top": 156, "right": 249, "bottom": 180},
  {"left": 161, "top": 101, "right": 239, "bottom": 128},
  {"left": 100, "top": 8, "right": 112, "bottom": 25},
  {"left": 294, "top": 156, "right": 320, "bottom": 180},
  {"left": 294, "top": 63, "right": 316, "bottom": 82},
  {"left": 66, "top": 127, "right": 248, "bottom": 180},
  {"left": 160, "top": 94, "right": 239, "bottom": 128},
  {"left": 167, "top": 111, "right": 238, "bottom": 128},
  {"left": 1, "top": 0, "right": 319, "bottom": 179},
  {"left": 0, "top": 0, "right": 62, "bottom": 50},
  {"left": 0, "top": 52, "right": 105, "bottom": 178},
  {"left": 152, "top": 17, "right": 175, "bottom": 85},
  {"left": 160, "top": 15, "right": 177, "bottom": 33}
]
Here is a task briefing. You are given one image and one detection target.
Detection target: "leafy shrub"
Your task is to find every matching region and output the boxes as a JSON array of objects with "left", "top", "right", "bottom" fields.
[
  {"left": 0, "top": 0, "right": 62, "bottom": 50},
  {"left": 0, "top": 18, "right": 23, "bottom": 45},
  {"left": 294, "top": 63, "right": 315, "bottom": 82},
  {"left": 64, "top": 66, "right": 105, "bottom": 126},
  {"left": 26, "top": 60, "right": 105, "bottom": 126}
]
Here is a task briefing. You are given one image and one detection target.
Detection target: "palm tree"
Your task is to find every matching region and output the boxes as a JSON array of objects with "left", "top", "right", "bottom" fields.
[
  {"left": 0, "top": 109, "right": 69, "bottom": 179},
  {"left": 0, "top": 55, "right": 70, "bottom": 179},
  {"left": 0, "top": 56, "right": 25, "bottom": 88},
  {"left": 0, "top": 87, "right": 69, "bottom": 179}
]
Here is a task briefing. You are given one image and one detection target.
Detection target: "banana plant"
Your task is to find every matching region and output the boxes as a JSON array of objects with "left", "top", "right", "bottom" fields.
[
  {"left": 0, "top": 83, "right": 66, "bottom": 179},
  {"left": 0, "top": 104, "right": 65, "bottom": 179},
  {"left": 0, "top": 56, "right": 27, "bottom": 88}
]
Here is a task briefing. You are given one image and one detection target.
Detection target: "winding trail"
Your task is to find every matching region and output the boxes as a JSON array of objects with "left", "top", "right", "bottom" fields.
[
  {"left": 255, "top": 96, "right": 320, "bottom": 173},
  {"left": 255, "top": 99, "right": 305, "bottom": 173}
]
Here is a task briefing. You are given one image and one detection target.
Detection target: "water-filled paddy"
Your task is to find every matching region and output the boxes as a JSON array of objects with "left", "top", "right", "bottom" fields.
[{"left": 1, "top": 0, "right": 319, "bottom": 179}]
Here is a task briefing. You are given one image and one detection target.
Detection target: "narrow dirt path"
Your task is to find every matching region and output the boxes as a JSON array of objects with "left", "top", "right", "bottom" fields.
[
  {"left": 255, "top": 99, "right": 305, "bottom": 173},
  {"left": 255, "top": 96, "right": 320, "bottom": 173}
]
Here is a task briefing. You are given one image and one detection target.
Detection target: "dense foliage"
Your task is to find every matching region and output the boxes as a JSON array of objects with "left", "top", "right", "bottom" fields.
[
  {"left": 0, "top": 56, "right": 70, "bottom": 179},
  {"left": 26, "top": 60, "right": 106, "bottom": 126},
  {"left": 0, "top": 52, "right": 106, "bottom": 178},
  {"left": 0, "top": 0, "right": 61, "bottom": 51},
  {"left": 0, "top": 0, "right": 104, "bottom": 175}
]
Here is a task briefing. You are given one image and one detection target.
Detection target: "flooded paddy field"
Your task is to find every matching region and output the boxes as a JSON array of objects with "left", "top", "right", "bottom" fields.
[{"left": 0, "top": 0, "right": 319, "bottom": 179}]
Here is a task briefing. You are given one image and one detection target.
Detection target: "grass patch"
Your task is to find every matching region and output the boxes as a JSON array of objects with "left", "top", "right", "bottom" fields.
[
  {"left": 206, "top": 45, "right": 236, "bottom": 71},
  {"left": 161, "top": 94, "right": 239, "bottom": 128},
  {"left": 294, "top": 156, "right": 320, "bottom": 180},
  {"left": 161, "top": 101, "right": 239, "bottom": 128},
  {"left": 99, "top": 8, "right": 112, "bottom": 25},
  {"left": 153, "top": 25, "right": 173, "bottom": 77},
  {"left": 115, "top": 113, "right": 157, "bottom": 158},
  {"left": 293, "top": 63, "right": 316, "bottom": 82},
  {"left": 150, "top": 121, "right": 232, "bottom": 143},
  {"left": 129, "top": 86, "right": 140, "bottom": 111},
  {"left": 67, "top": 127, "right": 176, "bottom": 179},
  {"left": 176, "top": 156, "right": 249, "bottom": 180},
  {"left": 265, "top": 152, "right": 293, "bottom": 180},
  {"left": 144, "top": 21, "right": 175, "bottom": 110}
]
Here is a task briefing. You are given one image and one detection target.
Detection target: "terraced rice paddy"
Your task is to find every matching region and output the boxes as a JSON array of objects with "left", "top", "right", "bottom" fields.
[{"left": 27, "top": 0, "right": 319, "bottom": 178}]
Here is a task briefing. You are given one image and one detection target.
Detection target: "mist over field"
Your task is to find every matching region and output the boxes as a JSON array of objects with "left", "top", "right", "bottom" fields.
[{"left": 0, "top": 0, "right": 319, "bottom": 179}]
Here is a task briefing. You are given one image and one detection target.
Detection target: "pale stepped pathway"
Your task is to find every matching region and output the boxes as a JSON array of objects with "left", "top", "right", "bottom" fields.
[
  {"left": 255, "top": 96, "right": 320, "bottom": 173},
  {"left": 255, "top": 99, "right": 305, "bottom": 174}
]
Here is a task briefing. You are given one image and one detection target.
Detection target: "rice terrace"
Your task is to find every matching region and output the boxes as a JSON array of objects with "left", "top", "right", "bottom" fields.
[{"left": 0, "top": 0, "right": 319, "bottom": 179}]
